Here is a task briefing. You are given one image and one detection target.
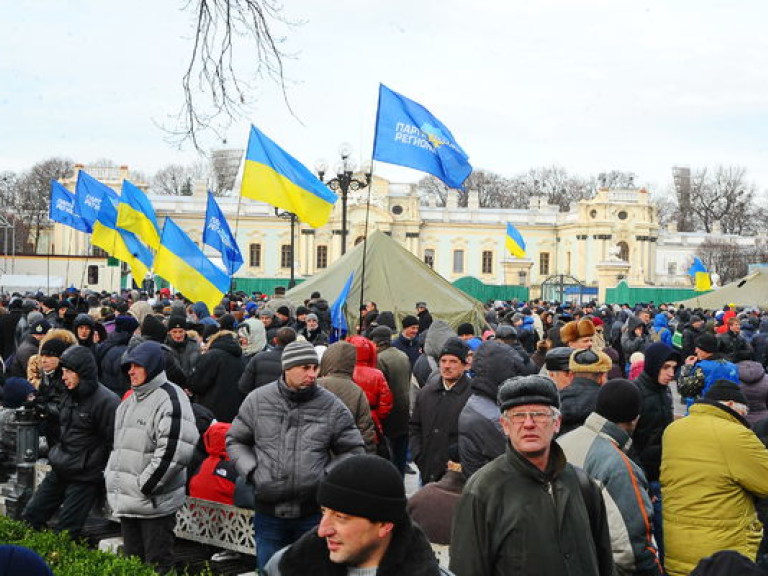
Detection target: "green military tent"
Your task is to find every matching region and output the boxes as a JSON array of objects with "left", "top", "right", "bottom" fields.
[
  {"left": 676, "top": 267, "right": 768, "bottom": 310},
  {"left": 285, "top": 230, "right": 487, "bottom": 331}
]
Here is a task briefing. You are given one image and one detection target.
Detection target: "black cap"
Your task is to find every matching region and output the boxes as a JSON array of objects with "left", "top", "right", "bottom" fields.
[
  {"left": 439, "top": 337, "right": 469, "bottom": 363},
  {"left": 545, "top": 347, "right": 573, "bottom": 372},
  {"left": 704, "top": 379, "right": 747, "bottom": 405},
  {"left": 498, "top": 375, "right": 560, "bottom": 412},
  {"left": 696, "top": 333, "right": 719, "bottom": 354},
  {"left": 596, "top": 379, "right": 642, "bottom": 423}
]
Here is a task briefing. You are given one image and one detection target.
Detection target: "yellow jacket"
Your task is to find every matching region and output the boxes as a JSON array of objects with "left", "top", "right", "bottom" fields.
[{"left": 661, "top": 401, "right": 768, "bottom": 576}]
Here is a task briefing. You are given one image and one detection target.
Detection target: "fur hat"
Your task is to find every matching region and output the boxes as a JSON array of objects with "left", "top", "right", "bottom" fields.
[
  {"left": 569, "top": 348, "right": 612, "bottom": 373},
  {"left": 560, "top": 318, "right": 596, "bottom": 344},
  {"left": 498, "top": 375, "right": 560, "bottom": 412}
]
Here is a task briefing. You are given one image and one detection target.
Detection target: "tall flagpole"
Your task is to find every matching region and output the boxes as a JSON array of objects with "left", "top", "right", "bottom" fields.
[
  {"left": 357, "top": 159, "right": 375, "bottom": 334},
  {"left": 230, "top": 192, "right": 244, "bottom": 295}
]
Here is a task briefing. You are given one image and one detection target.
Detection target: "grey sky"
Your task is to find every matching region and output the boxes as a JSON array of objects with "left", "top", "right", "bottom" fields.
[{"left": 2, "top": 1, "right": 767, "bottom": 195}]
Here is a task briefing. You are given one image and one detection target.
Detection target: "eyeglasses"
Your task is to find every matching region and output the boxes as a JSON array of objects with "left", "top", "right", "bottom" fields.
[{"left": 505, "top": 410, "right": 554, "bottom": 424}]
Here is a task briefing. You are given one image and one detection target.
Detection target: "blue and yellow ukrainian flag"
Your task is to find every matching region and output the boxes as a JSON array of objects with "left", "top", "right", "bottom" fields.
[
  {"left": 687, "top": 257, "right": 712, "bottom": 292},
  {"left": 154, "top": 218, "right": 229, "bottom": 311},
  {"left": 240, "top": 125, "right": 338, "bottom": 228},
  {"left": 116, "top": 180, "right": 161, "bottom": 249},
  {"left": 505, "top": 223, "right": 526, "bottom": 259}
]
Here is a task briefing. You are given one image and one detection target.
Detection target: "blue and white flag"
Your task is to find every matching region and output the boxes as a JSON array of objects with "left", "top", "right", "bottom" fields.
[
  {"left": 329, "top": 272, "right": 354, "bottom": 343},
  {"left": 203, "top": 191, "right": 243, "bottom": 276},
  {"left": 49, "top": 181, "right": 90, "bottom": 233},
  {"left": 74, "top": 170, "right": 119, "bottom": 232},
  {"left": 372, "top": 84, "right": 472, "bottom": 189}
]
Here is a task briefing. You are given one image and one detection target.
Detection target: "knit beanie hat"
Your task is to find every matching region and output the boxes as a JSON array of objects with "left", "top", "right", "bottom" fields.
[
  {"left": 369, "top": 325, "right": 393, "bottom": 344},
  {"left": 498, "top": 375, "right": 560, "bottom": 412},
  {"left": 277, "top": 306, "right": 291, "bottom": 317},
  {"left": 457, "top": 322, "right": 475, "bottom": 336},
  {"left": 439, "top": 337, "right": 469, "bottom": 363},
  {"left": 114, "top": 315, "right": 139, "bottom": 334},
  {"left": 296, "top": 306, "right": 310, "bottom": 317},
  {"left": 259, "top": 309, "right": 274, "bottom": 319},
  {"left": 40, "top": 338, "right": 70, "bottom": 358},
  {"left": 141, "top": 314, "right": 167, "bottom": 342},
  {"left": 596, "top": 379, "right": 642, "bottom": 423},
  {"left": 167, "top": 315, "right": 187, "bottom": 331},
  {"left": 569, "top": 348, "right": 613, "bottom": 373},
  {"left": 545, "top": 347, "right": 573, "bottom": 372},
  {"left": 704, "top": 379, "right": 747, "bottom": 405},
  {"left": 696, "top": 333, "right": 719, "bottom": 354},
  {"left": 281, "top": 340, "right": 319, "bottom": 370},
  {"left": 401, "top": 315, "right": 419, "bottom": 329},
  {"left": 317, "top": 455, "right": 407, "bottom": 524},
  {"left": 3, "top": 377, "right": 36, "bottom": 409}
]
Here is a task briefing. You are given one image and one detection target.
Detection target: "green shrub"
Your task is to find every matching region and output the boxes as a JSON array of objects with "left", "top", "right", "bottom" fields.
[{"left": 0, "top": 516, "right": 214, "bottom": 575}]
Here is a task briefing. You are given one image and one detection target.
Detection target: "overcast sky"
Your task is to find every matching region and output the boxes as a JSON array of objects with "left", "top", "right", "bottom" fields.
[{"left": 2, "top": 1, "right": 767, "bottom": 196}]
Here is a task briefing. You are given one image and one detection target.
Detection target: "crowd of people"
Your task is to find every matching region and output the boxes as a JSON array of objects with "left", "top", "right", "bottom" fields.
[{"left": 1, "top": 285, "right": 768, "bottom": 575}]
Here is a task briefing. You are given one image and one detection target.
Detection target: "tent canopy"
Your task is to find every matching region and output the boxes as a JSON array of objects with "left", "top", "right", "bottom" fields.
[
  {"left": 286, "top": 231, "right": 487, "bottom": 330},
  {"left": 675, "top": 268, "right": 768, "bottom": 310}
]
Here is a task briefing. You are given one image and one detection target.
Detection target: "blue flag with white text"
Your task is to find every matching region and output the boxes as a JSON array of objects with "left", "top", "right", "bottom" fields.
[
  {"left": 330, "top": 272, "right": 354, "bottom": 343},
  {"left": 203, "top": 191, "right": 243, "bottom": 276},
  {"left": 50, "top": 181, "right": 90, "bottom": 233},
  {"left": 74, "top": 170, "right": 119, "bottom": 232},
  {"left": 372, "top": 84, "right": 472, "bottom": 189}
]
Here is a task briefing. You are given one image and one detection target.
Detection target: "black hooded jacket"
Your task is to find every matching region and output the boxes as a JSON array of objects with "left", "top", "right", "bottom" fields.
[
  {"left": 49, "top": 345, "right": 120, "bottom": 483},
  {"left": 188, "top": 331, "right": 245, "bottom": 423},
  {"left": 96, "top": 330, "right": 133, "bottom": 395},
  {"left": 632, "top": 342, "right": 680, "bottom": 482}
]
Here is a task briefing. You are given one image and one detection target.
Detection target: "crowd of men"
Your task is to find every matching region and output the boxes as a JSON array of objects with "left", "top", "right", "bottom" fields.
[{"left": 1, "top": 285, "right": 768, "bottom": 575}]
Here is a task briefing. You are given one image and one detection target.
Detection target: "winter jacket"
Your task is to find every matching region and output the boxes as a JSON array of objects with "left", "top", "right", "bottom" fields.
[
  {"left": 413, "top": 320, "right": 455, "bottom": 388},
  {"left": 376, "top": 343, "right": 412, "bottom": 440},
  {"left": 308, "top": 298, "right": 332, "bottom": 333},
  {"left": 681, "top": 355, "right": 740, "bottom": 409},
  {"left": 188, "top": 331, "right": 245, "bottom": 423},
  {"left": 392, "top": 332, "right": 421, "bottom": 369},
  {"left": 738, "top": 360, "right": 768, "bottom": 426},
  {"left": 558, "top": 413, "right": 662, "bottom": 576},
  {"left": 300, "top": 326, "right": 329, "bottom": 346},
  {"left": 0, "top": 309, "right": 22, "bottom": 359},
  {"left": 559, "top": 376, "right": 601, "bottom": 437},
  {"left": 122, "top": 334, "right": 188, "bottom": 390},
  {"left": 237, "top": 317, "right": 266, "bottom": 356},
  {"left": 96, "top": 330, "right": 133, "bottom": 395},
  {"left": 407, "top": 469, "right": 465, "bottom": 545},
  {"left": 266, "top": 519, "right": 447, "bottom": 576},
  {"left": 227, "top": 377, "right": 364, "bottom": 517},
  {"left": 632, "top": 343, "right": 679, "bottom": 482},
  {"left": 651, "top": 313, "right": 673, "bottom": 346},
  {"left": 752, "top": 320, "right": 768, "bottom": 368},
  {"left": 417, "top": 308, "right": 433, "bottom": 334},
  {"left": 191, "top": 301, "right": 219, "bottom": 327},
  {"left": 238, "top": 345, "right": 285, "bottom": 394},
  {"left": 106, "top": 341, "right": 199, "bottom": 518},
  {"left": 681, "top": 323, "right": 705, "bottom": 359},
  {"left": 410, "top": 371, "right": 472, "bottom": 484},
  {"left": 9, "top": 335, "right": 39, "bottom": 378},
  {"left": 165, "top": 335, "right": 201, "bottom": 379},
  {"left": 458, "top": 341, "right": 529, "bottom": 478},
  {"left": 450, "top": 442, "right": 614, "bottom": 576},
  {"left": 347, "top": 336, "right": 393, "bottom": 430},
  {"left": 621, "top": 315, "right": 649, "bottom": 359},
  {"left": 717, "top": 330, "right": 753, "bottom": 363},
  {"left": 72, "top": 313, "right": 96, "bottom": 349},
  {"left": 189, "top": 422, "right": 238, "bottom": 505},
  {"left": 48, "top": 346, "right": 120, "bottom": 483},
  {"left": 661, "top": 400, "right": 768, "bottom": 576},
  {"left": 317, "top": 342, "right": 377, "bottom": 453}
]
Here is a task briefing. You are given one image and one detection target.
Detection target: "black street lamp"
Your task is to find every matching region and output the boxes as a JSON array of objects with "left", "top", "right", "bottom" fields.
[
  {"left": 275, "top": 207, "right": 297, "bottom": 289},
  {"left": 316, "top": 144, "right": 372, "bottom": 255}
]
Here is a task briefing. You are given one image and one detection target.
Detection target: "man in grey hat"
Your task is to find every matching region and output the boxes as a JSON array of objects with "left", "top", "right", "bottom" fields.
[
  {"left": 227, "top": 340, "right": 365, "bottom": 572},
  {"left": 450, "top": 375, "right": 613, "bottom": 576}
]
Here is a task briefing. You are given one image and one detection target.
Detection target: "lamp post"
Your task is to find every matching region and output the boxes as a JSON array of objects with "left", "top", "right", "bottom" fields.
[
  {"left": 316, "top": 144, "right": 372, "bottom": 255},
  {"left": 275, "top": 207, "right": 297, "bottom": 289}
]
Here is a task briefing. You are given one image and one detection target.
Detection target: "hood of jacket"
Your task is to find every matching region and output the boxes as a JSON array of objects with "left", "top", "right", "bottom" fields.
[
  {"left": 59, "top": 345, "right": 99, "bottom": 398},
  {"left": 128, "top": 301, "right": 152, "bottom": 325},
  {"left": 238, "top": 317, "right": 266, "bottom": 355},
  {"left": 470, "top": 341, "right": 524, "bottom": 400},
  {"left": 203, "top": 421, "right": 231, "bottom": 457},
  {"left": 207, "top": 330, "right": 243, "bottom": 357},
  {"left": 653, "top": 313, "right": 669, "bottom": 330},
  {"left": 375, "top": 311, "right": 397, "bottom": 331},
  {"left": 347, "top": 335, "right": 378, "bottom": 368},
  {"left": 38, "top": 328, "right": 77, "bottom": 353},
  {"left": 626, "top": 314, "right": 644, "bottom": 332},
  {"left": 192, "top": 301, "right": 211, "bottom": 320},
  {"left": 73, "top": 313, "right": 95, "bottom": 329},
  {"left": 423, "top": 319, "right": 456, "bottom": 359},
  {"left": 739, "top": 360, "right": 767, "bottom": 385},
  {"left": 319, "top": 341, "right": 357, "bottom": 377},
  {"left": 642, "top": 342, "right": 680, "bottom": 381},
  {"left": 122, "top": 340, "right": 166, "bottom": 381}
]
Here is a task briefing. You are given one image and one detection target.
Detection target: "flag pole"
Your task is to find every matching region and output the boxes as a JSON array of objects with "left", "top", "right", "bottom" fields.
[
  {"left": 357, "top": 158, "right": 375, "bottom": 334},
  {"left": 230, "top": 191, "right": 244, "bottom": 295}
]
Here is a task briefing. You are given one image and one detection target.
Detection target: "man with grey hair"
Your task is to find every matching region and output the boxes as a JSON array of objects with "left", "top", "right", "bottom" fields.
[
  {"left": 450, "top": 375, "right": 613, "bottom": 576},
  {"left": 227, "top": 340, "right": 365, "bottom": 572}
]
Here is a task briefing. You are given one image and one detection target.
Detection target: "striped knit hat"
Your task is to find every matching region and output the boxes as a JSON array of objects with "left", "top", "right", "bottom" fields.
[{"left": 281, "top": 340, "right": 319, "bottom": 370}]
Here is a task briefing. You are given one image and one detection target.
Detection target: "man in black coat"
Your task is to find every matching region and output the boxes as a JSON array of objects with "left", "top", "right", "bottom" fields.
[
  {"left": 96, "top": 315, "right": 139, "bottom": 395},
  {"left": 238, "top": 327, "right": 296, "bottom": 394},
  {"left": 559, "top": 348, "right": 611, "bottom": 437},
  {"left": 682, "top": 315, "right": 706, "bottom": 359},
  {"left": 22, "top": 346, "right": 119, "bottom": 538},
  {"left": 188, "top": 331, "right": 245, "bottom": 423},
  {"left": 632, "top": 341, "right": 681, "bottom": 561}
]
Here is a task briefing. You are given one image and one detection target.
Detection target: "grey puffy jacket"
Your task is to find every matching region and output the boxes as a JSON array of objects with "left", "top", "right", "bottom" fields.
[{"left": 226, "top": 378, "right": 365, "bottom": 517}]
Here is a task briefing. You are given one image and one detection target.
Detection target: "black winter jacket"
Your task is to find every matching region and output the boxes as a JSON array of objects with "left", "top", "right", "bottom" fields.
[
  {"left": 392, "top": 332, "right": 421, "bottom": 369},
  {"left": 49, "top": 346, "right": 120, "bottom": 483},
  {"left": 96, "top": 331, "right": 133, "bottom": 395},
  {"left": 189, "top": 332, "right": 245, "bottom": 423},
  {"left": 559, "top": 376, "right": 601, "bottom": 437},
  {"left": 238, "top": 345, "right": 285, "bottom": 394}
]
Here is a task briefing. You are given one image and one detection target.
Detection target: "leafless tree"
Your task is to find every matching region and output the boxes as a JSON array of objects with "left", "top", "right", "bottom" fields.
[
  {"left": 650, "top": 190, "right": 680, "bottom": 229},
  {"left": 210, "top": 148, "right": 244, "bottom": 195},
  {"left": 508, "top": 166, "right": 594, "bottom": 212},
  {"left": 153, "top": 164, "right": 195, "bottom": 196},
  {"left": 171, "top": 0, "right": 295, "bottom": 150},
  {"left": 12, "top": 158, "right": 74, "bottom": 253},
  {"left": 416, "top": 169, "right": 523, "bottom": 208},
  {"left": 689, "top": 166, "right": 758, "bottom": 234},
  {"left": 696, "top": 237, "right": 768, "bottom": 284}
]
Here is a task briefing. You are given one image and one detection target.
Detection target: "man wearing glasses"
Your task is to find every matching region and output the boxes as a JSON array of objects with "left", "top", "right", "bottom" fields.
[{"left": 450, "top": 375, "right": 613, "bottom": 576}]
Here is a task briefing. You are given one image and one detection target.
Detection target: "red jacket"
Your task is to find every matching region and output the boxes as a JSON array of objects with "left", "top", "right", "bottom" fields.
[
  {"left": 347, "top": 335, "right": 393, "bottom": 430},
  {"left": 188, "top": 422, "right": 237, "bottom": 504}
]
